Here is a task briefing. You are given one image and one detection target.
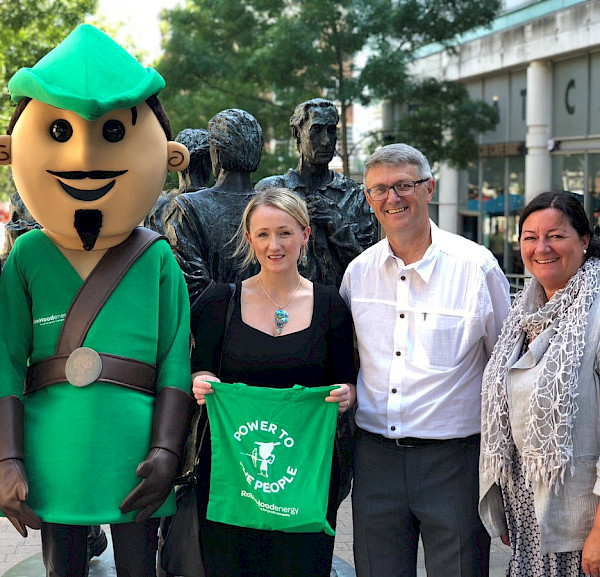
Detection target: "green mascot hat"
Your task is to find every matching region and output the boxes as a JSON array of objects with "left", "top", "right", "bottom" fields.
[{"left": 8, "top": 24, "right": 165, "bottom": 121}]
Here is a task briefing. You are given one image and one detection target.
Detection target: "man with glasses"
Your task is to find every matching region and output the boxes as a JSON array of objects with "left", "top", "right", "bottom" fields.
[{"left": 340, "top": 143, "right": 510, "bottom": 576}]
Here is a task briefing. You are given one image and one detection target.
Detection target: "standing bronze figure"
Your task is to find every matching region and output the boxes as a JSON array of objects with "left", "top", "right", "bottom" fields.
[
  {"left": 256, "top": 98, "right": 377, "bottom": 287},
  {"left": 162, "top": 109, "right": 263, "bottom": 304}
]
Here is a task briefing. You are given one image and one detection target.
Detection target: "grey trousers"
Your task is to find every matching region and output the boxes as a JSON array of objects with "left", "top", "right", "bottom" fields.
[
  {"left": 352, "top": 429, "right": 490, "bottom": 577},
  {"left": 41, "top": 519, "right": 160, "bottom": 577}
]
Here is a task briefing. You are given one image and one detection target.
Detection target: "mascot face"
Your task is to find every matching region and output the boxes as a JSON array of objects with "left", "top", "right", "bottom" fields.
[
  {"left": 7, "top": 99, "right": 187, "bottom": 250},
  {"left": 0, "top": 24, "right": 189, "bottom": 251}
]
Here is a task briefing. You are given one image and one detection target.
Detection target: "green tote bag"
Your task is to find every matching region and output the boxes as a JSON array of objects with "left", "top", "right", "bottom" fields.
[{"left": 205, "top": 381, "right": 338, "bottom": 536}]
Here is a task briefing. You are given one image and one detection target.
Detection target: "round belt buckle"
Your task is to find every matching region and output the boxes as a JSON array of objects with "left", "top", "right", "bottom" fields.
[{"left": 65, "top": 347, "right": 102, "bottom": 387}]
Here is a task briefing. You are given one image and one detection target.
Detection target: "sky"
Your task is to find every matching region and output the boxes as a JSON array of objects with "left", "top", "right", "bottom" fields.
[{"left": 93, "top": 0, "right": 182, "bottom": 64}]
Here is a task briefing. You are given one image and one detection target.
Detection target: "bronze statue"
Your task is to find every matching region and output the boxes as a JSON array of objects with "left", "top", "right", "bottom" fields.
[
  {"left": 255, "top": 98, "right": 377, "bottom": 287},
  {"left": 174, "top": 128, "right": 213, "bottom": 192},
  {"left": 162, "top": 109, "right": 263, "bottom": 304},
  {"left": 145, "top": 128, "right": 212, "bottom": 234},
  {"left": 1, "top": 189, "right": 40, "bottom": 263}
]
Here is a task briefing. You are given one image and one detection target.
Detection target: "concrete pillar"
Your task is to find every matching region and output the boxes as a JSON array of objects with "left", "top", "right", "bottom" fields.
[
  {"left": 437, "top": 162, "right": 459, "bottom": 234},
  {"left": 525, "top": 60, "right": 553, "bottom": 203}
]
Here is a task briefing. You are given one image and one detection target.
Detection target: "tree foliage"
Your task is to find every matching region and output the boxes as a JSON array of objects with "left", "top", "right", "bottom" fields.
[
  {"left": 159, "top": 0, "right": 502, "bottom": 176},
  {"left": 0, "top": 0, "right": 98, "bottom": 127},
  {"left": 371, "top": 79, "right": 499, "bottom": 170},
  {"left": 0, "top": 0, "right": 97, "bottom": 202}
]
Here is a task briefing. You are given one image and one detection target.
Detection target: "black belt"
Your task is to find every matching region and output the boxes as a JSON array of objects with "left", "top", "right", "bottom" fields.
[{"left": 360, "top": 428, "right": 479, "bottom": 448}]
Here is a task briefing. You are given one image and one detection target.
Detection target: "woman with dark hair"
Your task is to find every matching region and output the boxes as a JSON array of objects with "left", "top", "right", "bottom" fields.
[{"left": 480, "top": 191, "right": 600, "bottom": 576}]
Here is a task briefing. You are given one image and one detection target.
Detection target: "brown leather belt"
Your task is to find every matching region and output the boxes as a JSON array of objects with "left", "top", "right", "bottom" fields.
[
  {"left": 25, "top": 352, "right": 157, "bottom": 396},
  {"left": 23, "top": 228, "right": 164, "bottom": 398}
]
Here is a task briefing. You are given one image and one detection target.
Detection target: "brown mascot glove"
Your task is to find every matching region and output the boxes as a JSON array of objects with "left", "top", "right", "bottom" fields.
[
  {"left": 120, "top": 387, "right": 192, "bottom": 523},
  {"left": 0, "top": 396, "right": 42, "bottom": 537}
]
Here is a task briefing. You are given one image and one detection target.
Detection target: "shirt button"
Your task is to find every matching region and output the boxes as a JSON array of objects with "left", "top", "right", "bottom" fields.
[
  {"left": 391, "top": 426, "right": 396, "bottom": 431},
  {"left": 391, "top": 388, "right": 397, "bottom": 393},
  {"left": 399, "top": 313, "right": 405, "bottom": 319},
  {"left": 395, "top": 351, "right": 401, "bottom": 356},
  {"left": 400, "top": 276, "right": 406, "bottom": 281}
]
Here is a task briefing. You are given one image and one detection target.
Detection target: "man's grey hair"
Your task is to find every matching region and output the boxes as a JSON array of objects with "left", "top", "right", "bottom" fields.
[{"left": 364, "top": 143, "right": 433, "bottom": 182}]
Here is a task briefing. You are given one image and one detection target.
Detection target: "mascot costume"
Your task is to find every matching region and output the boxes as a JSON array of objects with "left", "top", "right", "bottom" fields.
[{"left": 0, "top": 24, "right": 192, "bottom": 576}]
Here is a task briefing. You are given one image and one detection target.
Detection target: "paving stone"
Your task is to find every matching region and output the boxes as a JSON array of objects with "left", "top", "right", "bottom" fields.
[{"left": 0, "top": 496, "right": 511, "bottom": 576}]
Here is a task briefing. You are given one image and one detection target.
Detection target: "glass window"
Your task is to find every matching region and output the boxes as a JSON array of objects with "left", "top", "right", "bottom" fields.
[
  {"left": 507, "top": 157, "right": 525, "bottom": 274},
  {"left": 461, "top": 156, "right": 525, "bottom": 274},
  {"left": 431, "top": 179, "right": 439, "bottom": 204},
  {"left": 459, "top": 162, "right": 479, "bottom": 212},
  {"left": 481, "top": 158, "right": 505, "bottom": 269},
  {"left": 589, "top": 154, "right": 600, "bottom": 232},
  {"left": 459, "top": 163, "right": 479, "bottom": 242},
  {"left": 552, "top": 154, "right": 585, "bottom": 195},
  {"left": 461, "top": 215, "right": 478, "bottom": 243},
  {"left": 428, "top": 203, "right": 439, "bottom": 223}
]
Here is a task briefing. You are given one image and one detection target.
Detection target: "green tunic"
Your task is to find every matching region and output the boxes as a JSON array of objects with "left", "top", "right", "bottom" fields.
[{"left": 0, "top": 229, "right": 191, "bottom": 524}]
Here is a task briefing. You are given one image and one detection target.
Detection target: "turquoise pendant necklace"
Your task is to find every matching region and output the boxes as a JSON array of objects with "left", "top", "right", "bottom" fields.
[{"left": 258, "top": 275, "right": 302, "bottom": 335}]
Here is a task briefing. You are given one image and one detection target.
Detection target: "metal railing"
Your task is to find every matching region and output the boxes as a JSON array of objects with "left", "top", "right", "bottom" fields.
[{"left": 505, "top": 273, "right": 529, "bottom": 298}]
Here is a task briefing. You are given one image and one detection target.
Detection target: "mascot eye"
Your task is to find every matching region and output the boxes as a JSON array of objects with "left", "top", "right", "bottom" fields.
[
  {"left": 49, "top": 119, "right": 73, "bottom": 142},
  {"left": 103, "top": 119, "right": 125, "bottom": 142}
]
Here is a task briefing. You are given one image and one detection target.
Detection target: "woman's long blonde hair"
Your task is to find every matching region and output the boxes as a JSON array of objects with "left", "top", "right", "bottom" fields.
[{"left": 232, "top": 187, "right": 310, "bottom": 268}]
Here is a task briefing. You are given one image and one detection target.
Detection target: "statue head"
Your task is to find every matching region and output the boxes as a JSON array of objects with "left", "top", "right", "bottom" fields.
[
  {"left": 290, "top": 98, "right": 339, "bottom": 168},
  {"left": 0, "top": 24, "right": 189, "bottom": 252},
  {"left": 207, "top": 109, "right": 263, "bottom": 178},
  {"left": 175, "top": 128, "right": 211, "bottom": 190}
]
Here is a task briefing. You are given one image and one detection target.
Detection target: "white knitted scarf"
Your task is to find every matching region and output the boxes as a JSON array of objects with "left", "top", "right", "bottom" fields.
[{"left": 481, "top": 257, "right": 600, "bottom": 490}]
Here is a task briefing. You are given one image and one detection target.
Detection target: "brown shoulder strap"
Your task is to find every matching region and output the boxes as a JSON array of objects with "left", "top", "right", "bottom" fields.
[{"left": 54, "top": 227, "right": 165, "bottom": 355}]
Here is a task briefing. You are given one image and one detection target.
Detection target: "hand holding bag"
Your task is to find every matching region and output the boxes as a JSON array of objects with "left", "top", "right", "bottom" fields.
[{"left": 204, "top": 381, "right": 338, "bottom": 535}]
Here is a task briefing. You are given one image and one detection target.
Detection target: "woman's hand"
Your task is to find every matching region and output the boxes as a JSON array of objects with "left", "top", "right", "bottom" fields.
[
  {"left": 325, "top": 383, "right": 357, "bottom": 414},
  {"left": 192, "top": 371, "right": 220, "bottom": 405},
  {"left": 583, "top": 524, "right": 600, "bottom": 576},
  {"left": 500, "top": 532, "right": 510, "bottom": 547}
]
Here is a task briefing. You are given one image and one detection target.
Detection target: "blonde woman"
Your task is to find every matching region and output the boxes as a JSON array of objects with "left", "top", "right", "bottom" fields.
[{"left": 190, "top": 187, "right": 356, "bottom": 577}]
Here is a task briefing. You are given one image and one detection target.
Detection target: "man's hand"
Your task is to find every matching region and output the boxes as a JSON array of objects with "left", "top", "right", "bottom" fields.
[
  {"left": 0, "top": 396, "right": 41, "bottom": 537},
  {"left": 120, "top": 387, "right": 191, "bottom": 522},
  {"left": 0, "top": 458, "right": 42, "bottom": 537},
  {"left": 119, "top": 447, "right": 179, "bottom": 523}
]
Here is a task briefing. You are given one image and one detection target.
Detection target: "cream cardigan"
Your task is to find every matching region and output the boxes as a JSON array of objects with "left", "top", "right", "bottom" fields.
[{"left": 479, "top": 292, "right": 600, "bottom": 555}]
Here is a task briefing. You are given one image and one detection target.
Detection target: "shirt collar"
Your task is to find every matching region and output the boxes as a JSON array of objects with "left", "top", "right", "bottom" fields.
[{"left": 378, "top": 219, "right": 441, "bottom": 284}]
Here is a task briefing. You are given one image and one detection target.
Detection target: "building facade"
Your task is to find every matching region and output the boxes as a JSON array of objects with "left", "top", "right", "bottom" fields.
[{"left": 395, "top": 0, "right": 600, "bottom": 274}]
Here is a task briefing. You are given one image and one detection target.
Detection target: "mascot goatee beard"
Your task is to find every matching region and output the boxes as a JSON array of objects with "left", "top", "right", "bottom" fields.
[{"left": 74, "top": 209, "right": 103, "bottom": 251}]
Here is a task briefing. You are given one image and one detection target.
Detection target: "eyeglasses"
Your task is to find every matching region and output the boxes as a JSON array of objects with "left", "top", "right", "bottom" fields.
[{"left": 366, "top": 178, "right": 429, "bottom": 201}]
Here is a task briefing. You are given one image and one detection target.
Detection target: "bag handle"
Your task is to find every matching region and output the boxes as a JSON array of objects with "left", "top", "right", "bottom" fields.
[
  {"left": 217, "top": 282, "right": 236, "bottom": 376},
  {"left": 178, "top": 282, "right": 236, "bottom": 484}
]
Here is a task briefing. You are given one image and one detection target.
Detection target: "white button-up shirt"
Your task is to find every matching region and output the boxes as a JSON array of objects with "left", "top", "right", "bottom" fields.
[{"left": 340, "top": 221, "right": 510, "bottom": 439}]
